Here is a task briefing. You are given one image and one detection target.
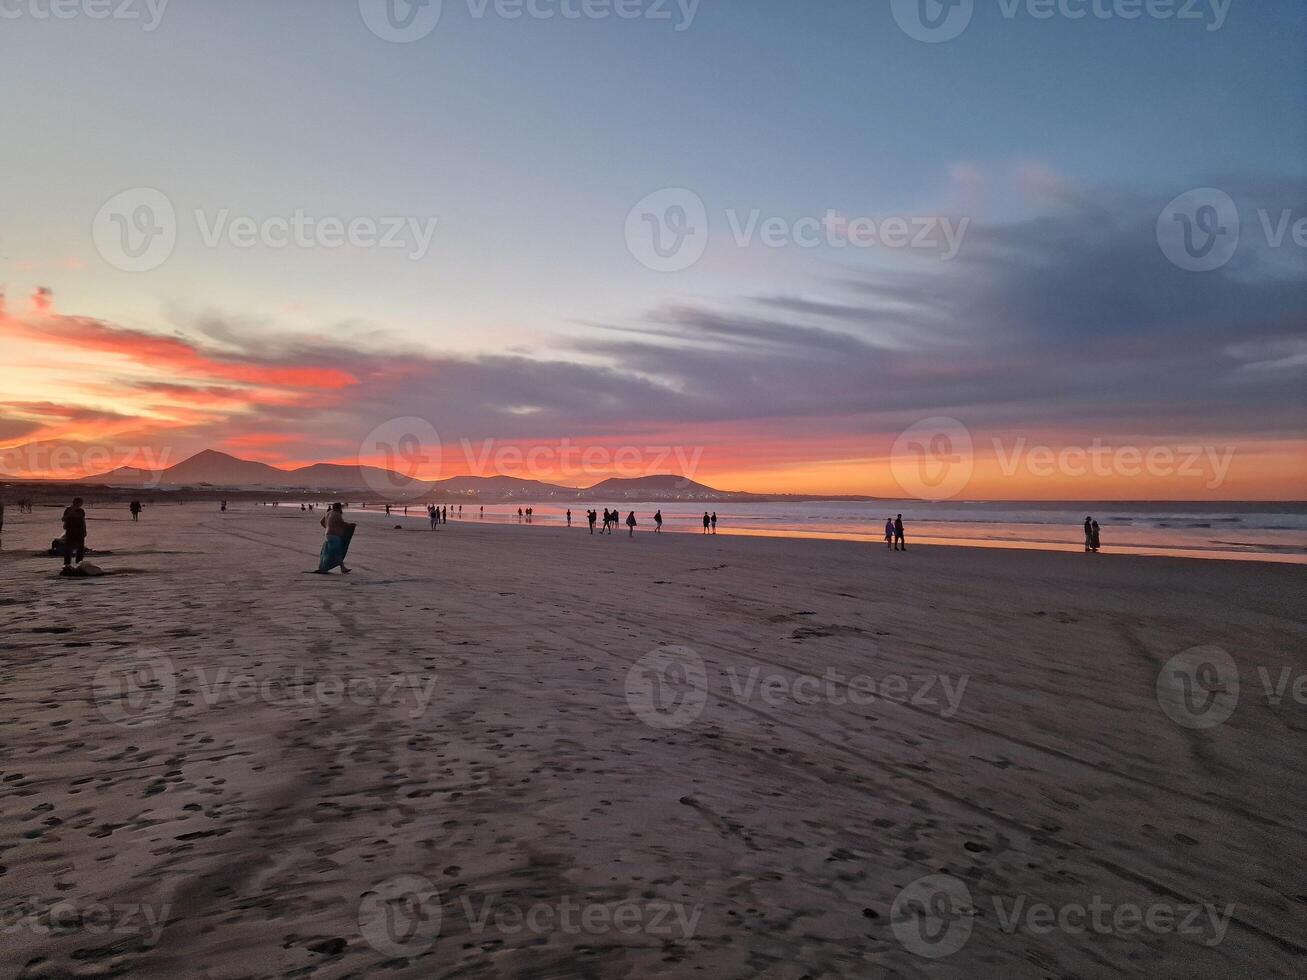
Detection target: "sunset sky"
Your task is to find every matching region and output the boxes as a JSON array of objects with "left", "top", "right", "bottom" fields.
[{"left": 2, "top": 0, "right": 1304, "bottom": 498}]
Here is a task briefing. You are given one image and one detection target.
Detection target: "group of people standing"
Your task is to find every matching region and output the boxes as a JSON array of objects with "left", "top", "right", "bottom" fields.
[
  {"left": 579, "top": 508, "right": 690, "bottom": 536},
  {"left": 1084, "top": 516, "right": 1103, "bottom": 553},
  {"left": 428, "top": 504, "right": 449, "bottom": 528},
  {"left": 884, "top": 514, "right": 906, "bottom": 551}
]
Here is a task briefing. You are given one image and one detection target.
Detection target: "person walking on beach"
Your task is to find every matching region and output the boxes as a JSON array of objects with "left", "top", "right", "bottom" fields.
[
  {"left": 884, "top": 517, "right": 894, "bottom": 549},
  {"left": 588, "top": 509, "right": 597, "bottom": 534},
  {"left": 429, "top": 505, "right": 439, "bottom": 530},
  {"left": 566, "top": 509, "right": 572, "bottom": 527},
  {"left": 654, "top": 509, "right": 663, "bottom": 533},
  {"left": 893, "top": 514, "right": 906, "bottom": 551},
  {"left": 711, "top": 512, "right": 718, "bottom": 534},
  {"left": 702, "top": 512, "right": 710, "bottom": 534},
  {"left": 626, "top": 511, "right": 638, "bottom": 537},
  {"left": 1091, "top": 520, "right": 1102, "bottom": 553},
  {"left": 129, "top": 500, "right": 141, "bottom": 522},
  {"left": 314, "top": 502, "right": 355, "bottom": 574},
  {"left": 60, "top": 497, "right": 88, "bottom": 574}
]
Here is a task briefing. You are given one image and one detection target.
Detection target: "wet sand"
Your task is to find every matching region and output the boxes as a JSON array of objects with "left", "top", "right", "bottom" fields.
[{"left": 1, "top": 504, "right": 1304, "bottom": 978}]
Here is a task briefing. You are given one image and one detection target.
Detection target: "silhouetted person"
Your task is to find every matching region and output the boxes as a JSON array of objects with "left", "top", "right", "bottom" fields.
[
  {"left": 429, "top": 505, "right": 439, "bottom": 530},
  {"left": 884, "top": 517, "right": 894, "bottom": 549},
  {"left": 1084, "top": 516, "right": 1093, "bottom": 553},
  {"left": 61, "top": 497, "right": 87, "bottom": 574},
  {"left": 654, "top": 510, "right": 663, "bottom": 533},
  {"left": 711, "top": 512, "right": 717, "bottom": 534},
  {"left": 314, "top": 502, "right": 355, "bottom": 574},
  {"left": 220, "top": 500, "right": 227, "bottom": 512},
  {"left": 566, "top": 509, "right": 572, "bottom": 527},
  {"left": 1091, "top": 520, "right": 1101, "bottom": 553},
  {"left": 893, "top": 514, "right": 905, "bottom": 551},
  {"left": 130, "top": 500, "right": 141, "bottom": 522},
  {"left": 385, "top": 503, "right": 391, "bottom": 516},
  {"left": 626, "top": 511, "right": 637, "bottom": 536},
  {"left": 702, "top": 512, "right": 710, "bottom": 534},
  {"left": 588, "top": 509, "right": 597, "bottom": 534}
]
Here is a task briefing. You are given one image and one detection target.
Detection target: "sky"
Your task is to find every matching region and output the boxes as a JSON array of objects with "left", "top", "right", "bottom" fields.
[{"left": 1, "top": 0, "right": 1304, "bottom": 498}]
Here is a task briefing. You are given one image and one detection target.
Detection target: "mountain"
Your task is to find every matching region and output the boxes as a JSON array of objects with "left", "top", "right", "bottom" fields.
[
  {"left": 79, "top": 449, "right": 734, "bottom": 500},
  {"left": 287, "top": 462, "right": 430, "bottom": 492},
  {"left": 432, "top": 475, "right": 569, "bottom": 495},
  {"left": 83, "top": 450, "right": 285, "bottom": 487},
  {"left": 583, "top": 474, "right": 726, "bottom": 499}
]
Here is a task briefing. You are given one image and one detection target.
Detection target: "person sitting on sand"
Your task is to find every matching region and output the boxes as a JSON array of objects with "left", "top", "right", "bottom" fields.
[
  {"left": 654, "top": 509, "right": 663, "bottom": 533},
  {"left": 314, "top": 502, "right": 355, "bottom": 574},
  {"left": 893, "top": 514, "right": 906, "bottom": 551},
  {"left": 60, "top": 497, "right": 88, "bottom": 574},
  {"left": 626, "top": 511, "right": 638, "bottom": 537}
]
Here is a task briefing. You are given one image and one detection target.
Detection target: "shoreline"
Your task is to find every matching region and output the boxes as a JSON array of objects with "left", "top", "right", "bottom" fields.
[{"left": 6, "top": 499, "right": 1304, "bottom": 566}]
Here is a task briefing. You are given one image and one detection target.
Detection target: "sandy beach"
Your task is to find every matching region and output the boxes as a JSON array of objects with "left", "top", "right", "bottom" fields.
[{"left": 1, "top": 503, "right": 1304, "bottom": 978}]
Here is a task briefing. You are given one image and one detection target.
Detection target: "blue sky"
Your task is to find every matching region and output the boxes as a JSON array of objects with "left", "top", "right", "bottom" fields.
[{"left": 4, "top": 0, "right": 1301, "bottom": 337}]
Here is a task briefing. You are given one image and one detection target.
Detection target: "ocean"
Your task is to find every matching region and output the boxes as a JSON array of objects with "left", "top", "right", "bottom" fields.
[{"left": 343, "top": 499, "right": 1307, "bottom": 564}]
